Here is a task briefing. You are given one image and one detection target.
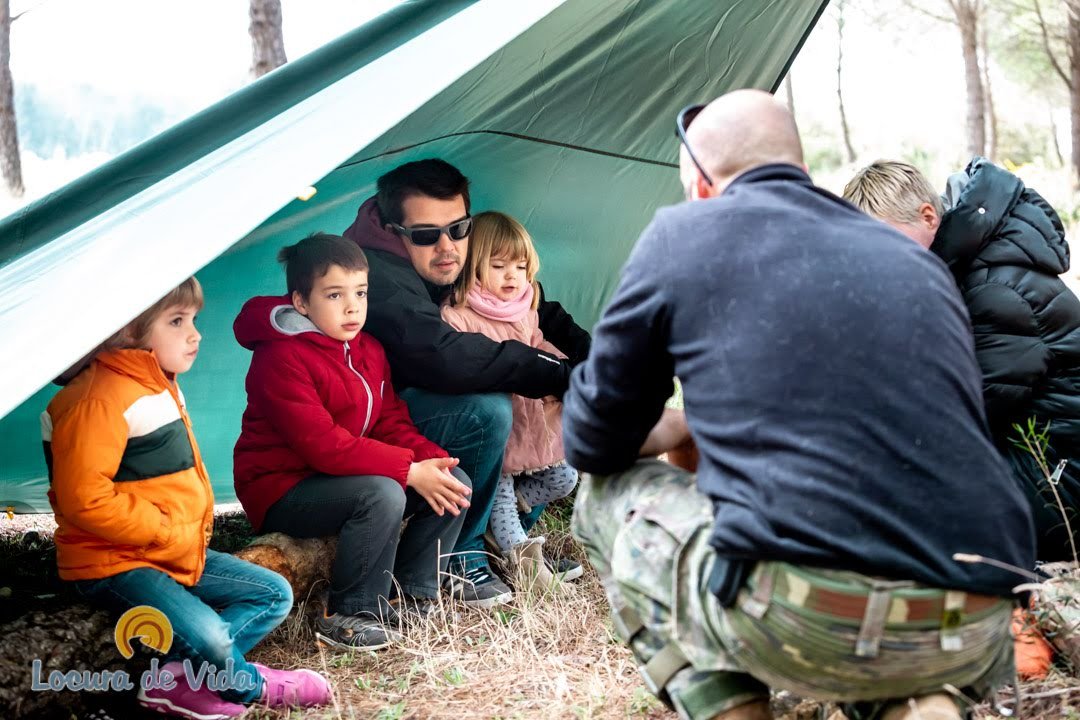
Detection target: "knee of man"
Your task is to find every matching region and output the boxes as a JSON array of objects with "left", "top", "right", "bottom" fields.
[{"left": 473, "top": 393, "right": 512, "bottom": 442}]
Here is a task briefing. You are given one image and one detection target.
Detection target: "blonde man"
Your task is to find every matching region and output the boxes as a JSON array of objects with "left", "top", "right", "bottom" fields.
[{"left": 845, "top": 158, "right": 1080, "bottom": 562}]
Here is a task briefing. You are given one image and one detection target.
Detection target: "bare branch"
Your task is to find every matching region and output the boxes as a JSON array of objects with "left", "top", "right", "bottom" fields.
[
  {"left": 1033, "top": 0, "right": 1070, "bottom": 84},
  {"left": 901, "top": 0, "right": 955, "bottom": 25},
  {"left": 9, "top": 0, "right": 51, "bottom": 23}
]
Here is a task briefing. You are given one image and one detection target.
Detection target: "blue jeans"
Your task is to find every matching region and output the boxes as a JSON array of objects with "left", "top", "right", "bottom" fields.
[
  {"left": 74, "top": 550, "right": 293, "bottom": 704},
  {"left": 401, "top": 390, "right": 515, "bottom": 573}
]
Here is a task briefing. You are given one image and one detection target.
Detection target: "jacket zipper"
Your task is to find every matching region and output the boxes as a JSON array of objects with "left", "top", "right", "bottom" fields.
[
  {"left": 343, "top": 343, "right": 374, "bottom": 436},
  {"left": 163, "top": 380, "right": 211, "bottom": 580}
]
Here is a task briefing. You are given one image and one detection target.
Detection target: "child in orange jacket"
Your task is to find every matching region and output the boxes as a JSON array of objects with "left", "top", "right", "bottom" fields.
[{"left": 43, "top": 278, "right": 331, "bottom": 720}]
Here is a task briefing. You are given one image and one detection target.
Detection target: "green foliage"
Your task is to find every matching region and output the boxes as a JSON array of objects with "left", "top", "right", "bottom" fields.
[
  {"left": 996, "top": 123, "right": 1057, "bottom": 167},
  {"left": 989, "top": 0, "right": 1069, "bottom": 104},
  {"left": 901, "top": 146, "right": 935, "bottom": 178},
  {"left": 328, "top": 652, "right": 355, "bottom": 669},
  {"left": 442, "top": 665, "right": 467, "bottom": 686},
  {"left": 628, "top": 685, "right": 662, "bottom": 715},
  {"left": 1012, "top": 416, "right": 1077, "bottom": 561},
  {"left": 806, "top": 142, "right": 846, "bottom": 175},
  {"left": 1011, "top": 416, "right": 1051, "bottom": 460},
  {"left": 494, "top": 608, "right": 519, "bottom": 625},
  {"left": 375, "top": 701, "right": 407, "bottom": 720}
]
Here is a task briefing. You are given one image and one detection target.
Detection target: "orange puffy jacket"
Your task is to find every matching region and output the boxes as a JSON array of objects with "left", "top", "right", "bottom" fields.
[{"left": 42, "top": 349, "right": 214, "bottom": 586}]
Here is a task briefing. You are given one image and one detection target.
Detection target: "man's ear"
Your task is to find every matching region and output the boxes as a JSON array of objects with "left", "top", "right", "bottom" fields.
[
  {"left": 694, "top": 172, "right": 713, "bottom": 200},
  {"left": 291, "top": 290, "right": 309, "bottom": 316},
  {"left": 918, "top": 203, "right": 941, "bottom": 232}
]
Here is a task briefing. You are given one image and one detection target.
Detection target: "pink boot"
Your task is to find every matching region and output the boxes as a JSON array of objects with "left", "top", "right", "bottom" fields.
[
  {"left": 253, "top": 662, "right": 333, "bottom": 708},
  {"left": 137, "top": 661, "right": 246, "bottom": 720}
]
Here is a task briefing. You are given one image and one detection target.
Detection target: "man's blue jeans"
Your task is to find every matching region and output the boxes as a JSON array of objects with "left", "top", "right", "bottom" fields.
[
  {"left": 401, "top": 389, "right": 519, "bottom": 573},
  {"left": 74, "top": 550, "right": 293, "bottom": 704}
]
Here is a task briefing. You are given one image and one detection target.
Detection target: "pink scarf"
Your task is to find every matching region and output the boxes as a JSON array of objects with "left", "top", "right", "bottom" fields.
[{"left": 466, "top": 283, "right": 534, "bottom": 323}]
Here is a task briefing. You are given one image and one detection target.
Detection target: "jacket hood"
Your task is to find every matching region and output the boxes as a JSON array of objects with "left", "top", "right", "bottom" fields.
[
  {"left": 933, "top": 157, "right": 1069, "bottom": 276},
  {"left": 343, "top": 196, "right": 410, "bottom": 260},
  {"left": 234, "top": 295, "right": 331, "bottom": 350}
]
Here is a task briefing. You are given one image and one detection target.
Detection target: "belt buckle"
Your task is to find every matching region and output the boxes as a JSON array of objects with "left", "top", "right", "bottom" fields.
[{"left": 940, "top": 590, "right": 966, "bottom": 652}]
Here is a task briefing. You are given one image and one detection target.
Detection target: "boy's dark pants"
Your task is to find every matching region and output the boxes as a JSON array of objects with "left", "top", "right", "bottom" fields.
[{"left": 262, "top": 469, "right": 470, "bottom": 616}]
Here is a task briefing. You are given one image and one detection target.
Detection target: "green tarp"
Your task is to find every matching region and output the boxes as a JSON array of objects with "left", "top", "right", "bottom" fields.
[{"left": 0, "top": 0, "right": 828, "bottom": 511}]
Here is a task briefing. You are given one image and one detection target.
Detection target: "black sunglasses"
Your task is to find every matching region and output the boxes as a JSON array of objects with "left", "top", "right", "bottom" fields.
[
  {"left": 390, "top": 216, "right": 473, "bottom": 246},
  {"left": 675, "top": 104, "right": 714, "bottom": 187}
]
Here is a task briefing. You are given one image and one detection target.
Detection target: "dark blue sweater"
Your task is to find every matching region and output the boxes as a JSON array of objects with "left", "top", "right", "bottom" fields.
[{"left": 563, "top": 164, "right": 1036, "bottom": 598}]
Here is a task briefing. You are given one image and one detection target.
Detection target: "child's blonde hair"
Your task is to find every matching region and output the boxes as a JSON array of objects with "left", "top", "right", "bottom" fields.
[
  {"left": 454, "top": 211, "right": 540, "bottom": 309},
  {"left": 102, "top": 277, "right": 205, "bottom": 351},
  {"left": 843, "top": 160, "right": 944, "bottom": 224}
]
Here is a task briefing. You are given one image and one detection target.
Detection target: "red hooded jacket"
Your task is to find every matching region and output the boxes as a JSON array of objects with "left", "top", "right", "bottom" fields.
[{"left": 232, "top": 295, "right": 447, "bottom": 531}]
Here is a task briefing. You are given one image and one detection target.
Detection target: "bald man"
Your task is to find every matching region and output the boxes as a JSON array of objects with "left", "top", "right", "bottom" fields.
[{"left": 564, "top": 90, "right": 1034, "bottom": 720}]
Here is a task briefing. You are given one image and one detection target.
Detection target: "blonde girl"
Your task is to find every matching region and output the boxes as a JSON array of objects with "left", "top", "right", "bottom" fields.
[{"left": 442, "top": 212, "right": 578, "bottom": 590}]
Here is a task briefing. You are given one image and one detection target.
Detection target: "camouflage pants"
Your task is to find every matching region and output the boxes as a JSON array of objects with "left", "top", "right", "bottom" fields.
[{"left": 571, "top": 460, "right": 1016, "bottom": 720}]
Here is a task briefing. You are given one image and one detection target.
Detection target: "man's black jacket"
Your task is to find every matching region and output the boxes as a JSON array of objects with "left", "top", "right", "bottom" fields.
[{"left": 363, "top": 248, "right": 591, "bottom": 398}]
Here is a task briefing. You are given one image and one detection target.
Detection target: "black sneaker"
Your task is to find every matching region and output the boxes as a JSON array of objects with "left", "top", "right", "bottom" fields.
[
  {"left": 553, "top": 557, "right": 584, "bottom": 581},
  {"left": 385, "top": 595, "right": 459, "bottom": 625},
  {"left": 314, "top": 611, "right": 401, "bottom": 651},
  {"left": 446, "top": 565, "right": 513, "bottom": 609}
]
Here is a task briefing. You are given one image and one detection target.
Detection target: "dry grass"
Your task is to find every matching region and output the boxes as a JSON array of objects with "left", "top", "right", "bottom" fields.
[{"left": 244, "top": 513, "right": 672, "bottom": 720}]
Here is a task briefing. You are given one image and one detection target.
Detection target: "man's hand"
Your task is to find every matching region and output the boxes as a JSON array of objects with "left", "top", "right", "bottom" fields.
[
  {"left": 639, "top": 408, "right": 692, "bottom": 457},
  {"left": 407, "top": 457, "right": 472, "bottom": 516}
]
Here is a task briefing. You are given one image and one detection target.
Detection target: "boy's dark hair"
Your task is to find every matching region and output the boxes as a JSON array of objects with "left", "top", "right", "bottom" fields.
[
  {"left": 278, "top": 233, "right": 369, "bottom": 299},
  {"left": 376, "top": 159, "right": 471, "bottom": 226}
]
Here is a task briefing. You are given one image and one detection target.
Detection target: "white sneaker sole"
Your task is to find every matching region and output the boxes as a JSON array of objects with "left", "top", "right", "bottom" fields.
[
  {"left": 557, "top": 565, "right": 584, "bottom": 582},
  {"left": 315, "top": 631, "right": 391, "bottom": 651},
  {"left": 456, "top": 588, "right": 513, "bottom": 610},
  {"left": 136, "top": 688, "right": 242, "bottom": 720}
]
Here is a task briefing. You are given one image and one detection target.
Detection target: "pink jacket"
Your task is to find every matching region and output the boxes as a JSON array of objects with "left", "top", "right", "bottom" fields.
[{"left": 441, "top": 302, "right": 566, "bottom": 474}]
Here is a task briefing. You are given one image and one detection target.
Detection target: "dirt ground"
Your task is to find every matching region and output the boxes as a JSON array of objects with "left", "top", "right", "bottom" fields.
[{"left": 3, "top": 506, "right": 1080, "bottom": 719}]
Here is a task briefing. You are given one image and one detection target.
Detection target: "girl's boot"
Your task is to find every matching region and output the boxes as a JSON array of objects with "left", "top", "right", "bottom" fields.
[{"left": 510, "top": 537, "right": 558, "bottom": 593}]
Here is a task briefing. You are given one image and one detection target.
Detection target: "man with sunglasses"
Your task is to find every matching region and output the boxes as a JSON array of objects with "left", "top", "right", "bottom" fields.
[
  {"left": 564, "top": 89, "right": 1034, "bottom": 720},
  {"left": 343, "top": 158, "right": 591, "bottom": 608}
]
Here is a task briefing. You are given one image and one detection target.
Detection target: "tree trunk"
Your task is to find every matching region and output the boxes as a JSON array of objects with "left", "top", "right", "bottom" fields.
[
  {"left": 783, "top": 72, "right": 796, "bottom": 116},
  {"left": 953, "top": 0, "right": 986, "bottom": 158},
  {"left": 980, "top": 23, "right": 997, "bottom": 161},
  {"left": 836, "top": 0, "right": 857, "bottom": 163},
  {"left": 234, "top": 533, "right": 336, "bottom": 601},
  {"left": 249, "top": 0, "right": 287, "bottom": 79},
  {"left": 1052, "top": 107, "right": 1065, "bottom": 168},
  {"left": 0, "top": 0, "right": 23, "bottom": 198},
  {"left": 1069, "top": 0, "right": 1080, "bottom": 187}
]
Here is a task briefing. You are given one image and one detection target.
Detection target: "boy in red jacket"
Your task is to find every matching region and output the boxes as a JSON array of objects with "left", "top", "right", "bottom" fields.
[{"left": 233, "top": 233, "right": 472, "bottom": 651}]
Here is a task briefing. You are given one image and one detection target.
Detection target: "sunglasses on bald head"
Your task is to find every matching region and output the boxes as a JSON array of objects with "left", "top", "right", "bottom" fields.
[
  {"left": 675, "top": 104, "right": 715, "bottom": 187},
  {"left": 390, "top": 216, "right": 473, "bottom": 246}
]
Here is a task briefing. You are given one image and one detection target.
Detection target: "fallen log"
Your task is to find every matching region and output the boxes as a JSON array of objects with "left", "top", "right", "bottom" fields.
[{"left": 233, "top": 532, "right": 337, "bottom": 601}]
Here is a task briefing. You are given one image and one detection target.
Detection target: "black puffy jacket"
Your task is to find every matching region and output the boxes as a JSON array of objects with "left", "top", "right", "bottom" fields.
[
  {"left": 933, "top": 158, "right": 1080, "bottom": 558},
  {"left": 362, "top": 248, "right": 591, "bottom": 399}
]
